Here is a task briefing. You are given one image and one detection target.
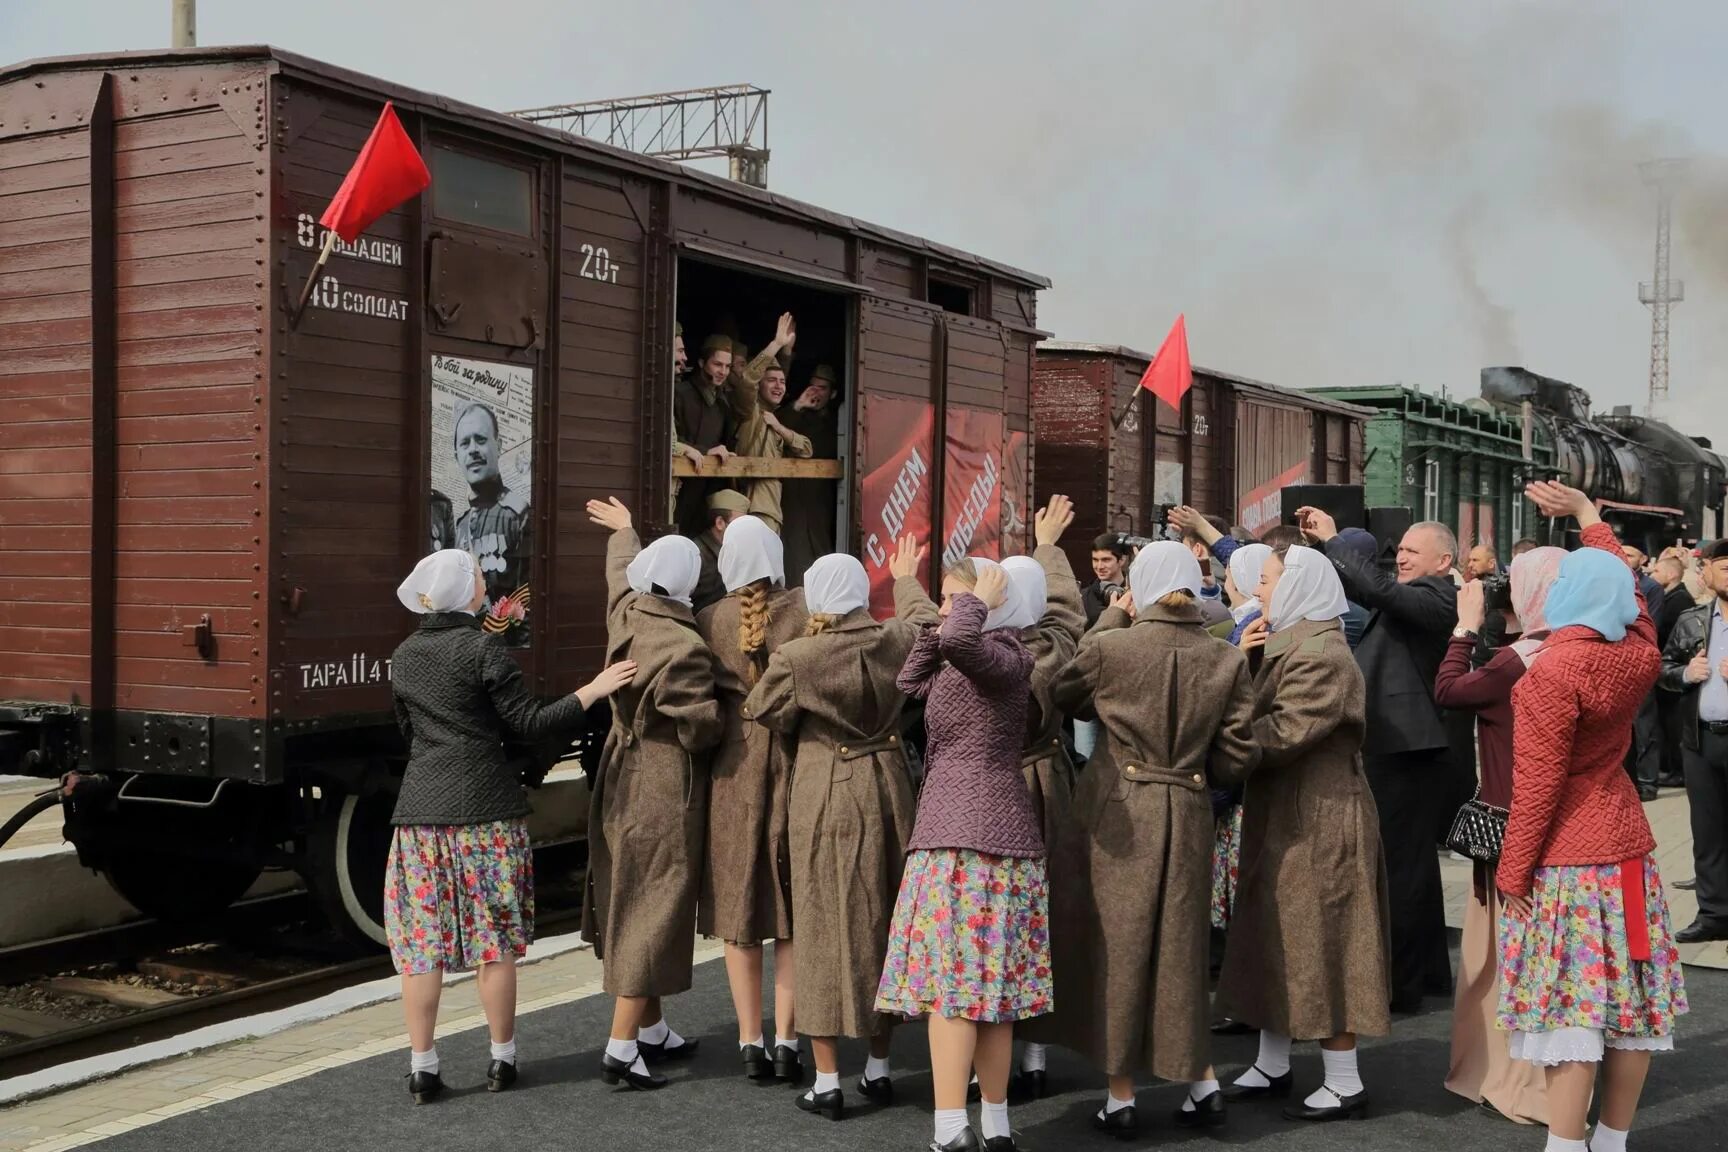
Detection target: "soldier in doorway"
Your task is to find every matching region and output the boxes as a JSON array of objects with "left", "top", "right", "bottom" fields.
[
  {"left": 674, "top": 335, "right": 738, "bottom": 535},
  {"left": 779, "top": 364, "right": 842, "bottom": 585},
  {"left": 725, "top": 313, "right": 811, "bottom": 536}
]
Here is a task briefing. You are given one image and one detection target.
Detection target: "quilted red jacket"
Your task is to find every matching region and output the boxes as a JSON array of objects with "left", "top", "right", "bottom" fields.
[{"left": 1496, "top": 524, "right": 1661, "bottom": 898}]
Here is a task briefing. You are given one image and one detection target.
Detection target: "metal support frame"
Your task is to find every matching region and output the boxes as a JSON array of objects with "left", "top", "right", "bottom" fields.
[{"left": 510, "top": 85, "right": 771, "bottom": 188}]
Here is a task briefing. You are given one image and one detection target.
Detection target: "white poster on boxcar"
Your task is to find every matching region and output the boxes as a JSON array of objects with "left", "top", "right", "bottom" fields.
[{"left": 429, "top": 354, "right": 534, "bottom": 647}]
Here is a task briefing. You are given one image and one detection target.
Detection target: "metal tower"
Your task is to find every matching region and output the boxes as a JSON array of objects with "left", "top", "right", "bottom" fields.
[
  {"left": 1637, "top": 159, "right": 1687, "bottom": 417},
  {"left": 509, "top": 85, "right": 771, "bottom": 188}
]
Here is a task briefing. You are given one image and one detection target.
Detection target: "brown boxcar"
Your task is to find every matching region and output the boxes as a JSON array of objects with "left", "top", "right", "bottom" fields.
[
  {"left": 1032, "top": 342, "right": 1368, "bottom": 575},
  {"left": 0, "top": 46, "right": 1047, "bottom": 942}
]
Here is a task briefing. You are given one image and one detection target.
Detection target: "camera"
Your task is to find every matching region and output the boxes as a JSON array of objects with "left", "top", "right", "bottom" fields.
[
  {"left": 1480, "top": 573, "right": 1512, "bottom": 613},
  {"left": 1098, "top": 581, "right": 1125, "bottom": 602}
]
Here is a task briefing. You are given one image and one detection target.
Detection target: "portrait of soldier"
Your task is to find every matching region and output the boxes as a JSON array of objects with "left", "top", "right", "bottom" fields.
[{"left": 449, "top": 399, "right": 533, "bottom": 633}]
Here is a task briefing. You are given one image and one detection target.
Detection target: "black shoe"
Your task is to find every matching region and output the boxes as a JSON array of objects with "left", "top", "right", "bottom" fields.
[
  {"left": 931, "top": 1127, "right": 981, "bottom": 1152},
  {"left": 794, "top": 1086, "right": 844, "bottom": 1121},
  {"left": 1174, "top": 1089, "right": 1226, "bottom": 1128},
  {"left": 1283, "top": 1085, "right": 1369, "bottom": 1122},
  {"left": 638, "top": 1033, "right": 699, "bottom": 1063},
  {"left": 1210, "top": 1017, "right": 1253, "bottom": 1035},
  {"left": 1013, "top": 1068, "right": 1048, "bottom": 1100},
  {"left": 1675, "top": 919, "right": 1728, "bottom": 944},
  {"left": 485, "top": 1060, "right": 517, "bottom": 1092},
  {"left": 741, "top": 1043, "right": 776, "bottom": 1080},
  {"left": 1659, "top": 773, "right": 1686, "bottom": 788},
  {"left": 1638, "top": 784, "right": 1660, "bottom": 803},
  {"left": 774, "top": 1044, "right": 804, "bottom": 1085},
  {"left": 407, "top": 1070, "right": 443, "bottom": 1104},
  {"left": 600, "top": 1053, "right": 669, "bottom": 1091},
  {"left": 982, "top": 1138, "right": 1019, "bottom": 1152},
  {"left": 1223, "top": 1067, "right": 1293, "bottom": 1101},
  {"left": 857, "top": 1073, "right": 894, "bottom": 1105},
  {"left": 1092, "top": 1105, "right": 1137, "bottom": 1140}
]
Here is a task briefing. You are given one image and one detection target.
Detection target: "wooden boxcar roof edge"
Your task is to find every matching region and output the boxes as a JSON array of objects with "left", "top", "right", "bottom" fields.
[
  {"left": 0, "top": 44, "right": 1052, "bottom": 292},
  {"left": 1036, "top": 341, "right": 1374, "bottom": 419}
]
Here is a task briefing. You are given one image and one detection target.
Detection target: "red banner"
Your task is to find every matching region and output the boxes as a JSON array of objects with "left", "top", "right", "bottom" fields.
[
  {"left": 1238, "top": 459, "right": 1310, "bottom": 537},
  {"left": 941, "top": 408, "right": 1006, "bottom": 570},
  {"left": 859, "top": 395, "right": 936, "bottom": 618},
  {"left": 1001, "top": 429, "right": 1029, "bottom": 557}
]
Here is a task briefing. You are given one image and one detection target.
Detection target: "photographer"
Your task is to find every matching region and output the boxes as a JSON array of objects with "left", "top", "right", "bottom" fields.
[{"left": 1082, "top": 533, "right": 1134, "bottom": 631}]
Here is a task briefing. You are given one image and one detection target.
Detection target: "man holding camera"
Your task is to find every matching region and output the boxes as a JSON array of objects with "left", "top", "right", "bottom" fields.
[{"left": 1660, "top": 539, "right": 1728, "bottom": 943}]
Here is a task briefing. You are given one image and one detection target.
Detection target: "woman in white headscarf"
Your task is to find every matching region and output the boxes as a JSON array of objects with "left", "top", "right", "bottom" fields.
[
  {"left": 387, "top": 549, "right": 637, "bottom": 1103},
  {"left": 743, "top": 551, "right": 923, "bottom": 1121},
  {"left": 1213, "top": 545, "right": 1392, "bottom": 1124},
  {"left": 581, "top": 498, "right": 724, "bottom": 1092},
  {"left": 1208, "top": 542, "right": 1274, "bottom": 941},
  {"left": 1043, "top": 541, "right": 1259, "bottom": 1138},
  {"left": 693, "top": 514, "right": 810, "bottom": 1084}
]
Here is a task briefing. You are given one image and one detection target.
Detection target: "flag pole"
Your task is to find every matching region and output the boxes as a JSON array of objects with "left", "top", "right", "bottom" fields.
[
  {"left": 290, "top": 231, "right": 339, "bottom": 326},
  {"left": 1112, "top": 386, "right": 1143, "bottom": 432}
]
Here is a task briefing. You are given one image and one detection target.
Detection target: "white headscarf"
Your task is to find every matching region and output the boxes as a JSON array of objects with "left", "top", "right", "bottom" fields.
[
  {"left": 1000, "top": 556, "right": 1047, "bottom": 632},
  {"left": 626, "top": 535, "right": 703, "bottom": 607},
  {"left": 1267, "top": 545, "right": 1349, "bottom": 631},
  {"left": 968, "top": 556, "right": 1037, "bottom": 632},
  {"left": 718, "top": 515, "right": 785, "bottom": 592},
  {"left": 397, "top": 549, "right": 478, "bottom": 614},
  {"left": 1128, "top": 541, "right": 1203, "bottom": 609},
  {"left": 1227, "top": 543, "right": 1271, "bottom": 623},
  {"left": 803, "top": 554, "right": 870, "bottom": 617}
]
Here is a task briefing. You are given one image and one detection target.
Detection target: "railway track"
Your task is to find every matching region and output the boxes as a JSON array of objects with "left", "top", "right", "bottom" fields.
[{"left": 0, "top": 849, "right": 586, "bottom": 1085}]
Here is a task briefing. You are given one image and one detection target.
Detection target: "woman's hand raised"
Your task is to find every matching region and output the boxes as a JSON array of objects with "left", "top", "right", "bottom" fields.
[{"left": 972, "top": 565, "right": 1009, "bottom": 610}]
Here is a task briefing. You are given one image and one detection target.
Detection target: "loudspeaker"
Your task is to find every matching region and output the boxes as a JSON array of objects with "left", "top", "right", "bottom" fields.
[
  {"left": 1280, "top": 484, "right": 1365, "bottom": 531},
  {"left": 1367, "top": 506, "right": 1414, "bottom": 570}
]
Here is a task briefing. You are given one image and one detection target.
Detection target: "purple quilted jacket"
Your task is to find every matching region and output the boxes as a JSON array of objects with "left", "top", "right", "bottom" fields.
[{"left": 897, "top": 593, "right": 1041, "bottom": 858}]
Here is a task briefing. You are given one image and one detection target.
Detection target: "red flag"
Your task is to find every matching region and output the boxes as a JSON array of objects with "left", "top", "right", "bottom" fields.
[
  {"left": 319, "top": 102, "right": 429, "bottom": 242},
  {"left": 1137, "top": 313, "right": 1193, "bottom": 410}
]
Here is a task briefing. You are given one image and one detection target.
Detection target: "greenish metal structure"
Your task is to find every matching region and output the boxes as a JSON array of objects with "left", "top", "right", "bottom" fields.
[{"left": 1307, "top": 387, "right": 1555, "bottom": 562}]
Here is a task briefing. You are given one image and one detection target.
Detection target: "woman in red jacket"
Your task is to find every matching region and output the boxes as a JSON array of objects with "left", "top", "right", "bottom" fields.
[
  {"left": 1434, "top": 541, "right": 1563, "bottom": 1126},
  {"left": 1496, "top": 482, "right": 1689, "bottom": 1152}
]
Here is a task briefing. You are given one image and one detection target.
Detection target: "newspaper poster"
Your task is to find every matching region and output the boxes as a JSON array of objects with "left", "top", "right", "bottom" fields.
[{"left": 429, "top": 354, "right": 535, "bottom": 647}]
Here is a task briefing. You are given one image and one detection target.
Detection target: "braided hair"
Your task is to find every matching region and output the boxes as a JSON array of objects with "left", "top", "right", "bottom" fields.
[
  {"left": 737, "top": 578, "right": 772, "bottom": 684},
  {"left": 804, "top": 613, "right": 841, "bottom": 637}
]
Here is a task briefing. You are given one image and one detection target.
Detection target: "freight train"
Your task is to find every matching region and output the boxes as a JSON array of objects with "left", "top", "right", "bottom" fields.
[{"left": 0, "top": 46, "right": 1046, "bottom": 944}]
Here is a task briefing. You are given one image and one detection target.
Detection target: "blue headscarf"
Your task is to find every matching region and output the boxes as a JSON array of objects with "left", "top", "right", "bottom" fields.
[{"left": 1542, "top": 547, "right": 1638, "bottom": 642}]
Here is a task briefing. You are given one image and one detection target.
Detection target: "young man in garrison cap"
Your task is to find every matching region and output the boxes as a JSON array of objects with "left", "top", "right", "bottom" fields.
[
  {"left": 694, "top": 488, "right": 752, "bottom": 612},
  {"left": 779, "top": 363, "right": 842, "bottom": 584},
  {"left": 723, "top": 313, "right": 811, "bottom": 535},
  {"left": 674, "top": 334, "right": 739, "bottom": 535}
]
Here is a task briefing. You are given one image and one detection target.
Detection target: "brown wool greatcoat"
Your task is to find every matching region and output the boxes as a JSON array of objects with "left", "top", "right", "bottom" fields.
[
  {"left": 581, "top": 529, "right": 724, "bottom": 998},
  {"left": 742, "top": 608, "right": 919, "bottom": 1039},
  {"left": 891, "top": 544, "right": 1084, "bottom": 847},
  {"left": 1044, "top": 601, "right": 1260, "bottom": 1080},
  {"left": 695, "top": 585, "right": 808, "bottom": 944},
  {"left": 1213, "top": 616, "right": 1393, "bottom": 1041}
]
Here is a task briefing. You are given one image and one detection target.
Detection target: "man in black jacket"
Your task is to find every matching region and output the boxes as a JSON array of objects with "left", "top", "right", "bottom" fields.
[
  {"left": 1655, "top": 555, "right": 1696, "bottom": 789},
  {"left": 1299, "top": 505, "right": 1459, "bottom": 1012},
  {"left": 1659, "top": 541, "right": 1728, "bottom": 943}
]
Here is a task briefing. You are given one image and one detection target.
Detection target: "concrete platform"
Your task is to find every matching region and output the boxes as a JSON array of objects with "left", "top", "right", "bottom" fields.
[{"left": 0, "top": 768, "right": 591, "bottom": 949}]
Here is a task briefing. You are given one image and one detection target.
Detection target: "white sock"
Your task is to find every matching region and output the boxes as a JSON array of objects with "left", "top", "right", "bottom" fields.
[
  {"left": 865, "top": 1055, "right": 892, "bottom": 1081},
  {"left": 980, "top": 1099, "right": 1011, "bottom": 1141},
  {"left": 776, "top": 1035, "right": 799, "bottom": 1056},
  {"left": 605, "top": 1036, "right": 647, "bottom": 1075},
  {"left": 1180, "top": 1078, "right": 1220, "bottom": 1112},
  {"left": 1102, "top": 1091, "right": 1134, "bottom": 1116},
  {"left": 1319, "top": 1046, "right": 1363, "bottom": 1097},
  {"left": 1021, "top": 1042, "right": 1048, "bottom": 1072},
  {"left": 638, "top": 1019, "right": 672, "bottom": 1045},
  {"left": 1591, "top": 1123, "right": 1629, "bottom": 1152},
  {"left": 489, "top": 1038, "right": 516, "bottom": 1065},
  {"left": 1544, "top": 1135, "right": 1588, "bottom": 1152},
  {"left": 934, "top": 1107, "right": 970, "bottom": 1145},
  {"left": 1233, "top": 1030, "right": 1292, "bottom": 1086},
  {"left": 409, "top": 1047, "right": 439, "bottom": 1075},
  {"left": 741, "top": 1034, "right": 764, "bottom": 1051},
  {"left": 811, "top": 1070, "right": 840, "bottom": 1094}
]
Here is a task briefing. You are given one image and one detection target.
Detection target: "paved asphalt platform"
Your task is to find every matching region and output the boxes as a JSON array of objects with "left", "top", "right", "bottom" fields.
[{"left": 45, "top": 947, "right": 1728, "bottom": 1152}]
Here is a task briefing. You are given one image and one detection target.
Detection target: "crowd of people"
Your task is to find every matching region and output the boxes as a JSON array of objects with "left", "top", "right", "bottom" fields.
[
  {"left": 381, "top": 474, "right": 1728, "bottom": 1152},
  {"left": 670, "top": 311, "right": 842, "bottom": 596}
]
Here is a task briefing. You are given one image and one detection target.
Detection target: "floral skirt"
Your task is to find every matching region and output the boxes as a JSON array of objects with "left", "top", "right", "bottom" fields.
[
  {"left": 874, "top": 848, "right": 1052, "bottom": 1023},
  {"left": 384, "top": 819, "right": 534, "bottom": 975},
  {"left": 1496, "top": 855, "right": 1687, "bottom": 1062},
  {"left": 1210, "top": 803, "right": 1244, "bottom": 931}
]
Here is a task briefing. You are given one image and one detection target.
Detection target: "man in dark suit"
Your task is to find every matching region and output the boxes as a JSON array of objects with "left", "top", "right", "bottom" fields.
[
  {"left": 1298, "top": 506, "right": 1459, "bottom": 1013},
  {"left": 1655, "top": 555, "right": 1696, "bottom": 789},
  {"left": 1660, "top": 543, "right": 1728, "bottom": 942}
]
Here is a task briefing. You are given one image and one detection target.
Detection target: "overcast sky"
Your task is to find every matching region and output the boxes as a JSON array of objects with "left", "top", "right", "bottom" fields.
[{"left": 7, "top": 1, "right": 1726, "bottom": 448}]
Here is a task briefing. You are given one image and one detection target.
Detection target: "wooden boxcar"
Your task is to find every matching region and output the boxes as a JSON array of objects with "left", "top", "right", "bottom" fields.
[
  {"left": 1032, "top": 342, "right": 1367, "bottom": 574},
  {"left": 0, "top": 46, "right": 1047, "bottom": 942}
]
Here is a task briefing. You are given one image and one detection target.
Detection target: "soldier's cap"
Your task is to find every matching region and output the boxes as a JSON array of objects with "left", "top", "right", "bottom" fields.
[
  {"left": 731, "top": 339, "right": 750, "bottom": 361},
  {"left": 674, "top": 321, "right": 684, "bottom": 338},
  {"left": 1703, "top": 539, "right": 1728, "bottom": 562},
  {"left": 810, "top": 364, "right": 838, "bottom": 385},
  {"left": 699, "top": 334, "right": 732, "bottom": 358},
  {"left": 707, "top": 489, "right": 751, "bottom": 515}
]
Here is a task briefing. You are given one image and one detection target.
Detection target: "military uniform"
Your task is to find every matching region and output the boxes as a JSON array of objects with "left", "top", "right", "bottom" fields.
[{"left": 726, "top": 348, "right": 811, "bottom": 535}]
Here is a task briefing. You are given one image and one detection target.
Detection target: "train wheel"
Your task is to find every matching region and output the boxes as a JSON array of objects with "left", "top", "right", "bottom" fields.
[
  {"left": 104, "top": 848, "right": 262, "bottom": 923},
  {"left": 306, "top": 791, "right": 395, "bottom": 950}
]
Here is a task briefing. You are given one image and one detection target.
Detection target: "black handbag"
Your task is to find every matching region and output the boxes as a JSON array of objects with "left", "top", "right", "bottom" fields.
[{"left": 1446, "top": 790, "right": 1509, "bottom": 863}]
